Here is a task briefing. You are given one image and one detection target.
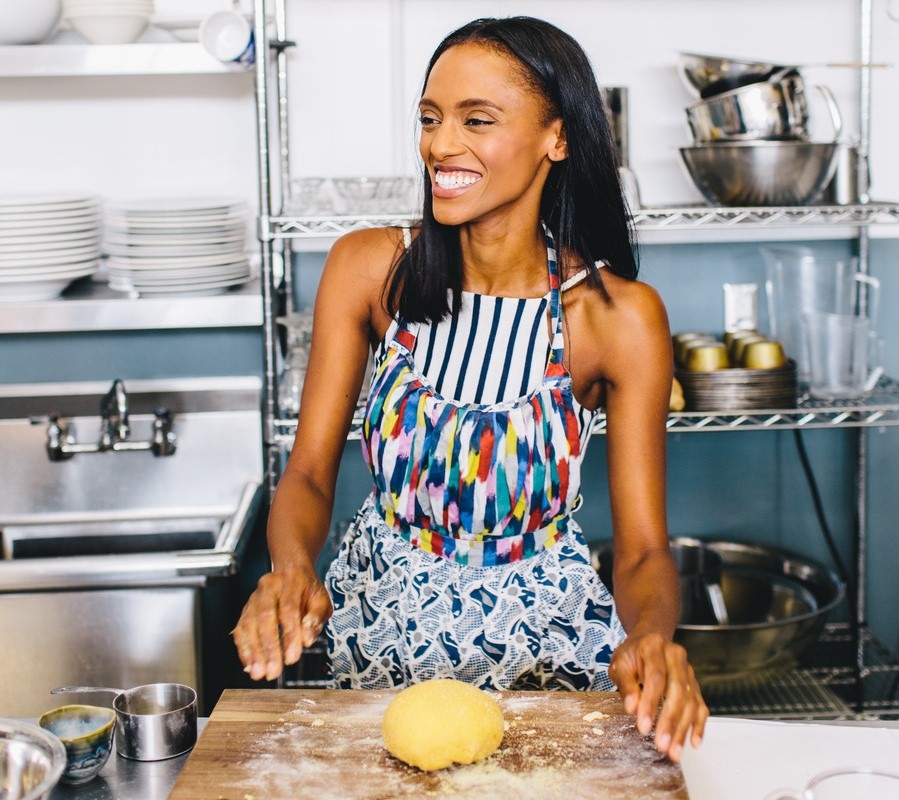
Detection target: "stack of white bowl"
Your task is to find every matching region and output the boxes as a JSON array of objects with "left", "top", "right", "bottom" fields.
[
  {"left": 0, "top": 195, "right": 101, "bottom": 303},
  {"left": 62, "top": 0, "right": 154, "bottom": 44},
  {"left": 103, "top": 197, "right": 253, "bottom": 297}
]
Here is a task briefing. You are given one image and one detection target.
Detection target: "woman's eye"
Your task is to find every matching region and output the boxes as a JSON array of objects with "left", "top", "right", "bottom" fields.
[
  {"left": 465, "top": 117, "right": 494, "bottom": 127},
  {"left": 418, "top": 114, "right": 440, "bottom": 126}
]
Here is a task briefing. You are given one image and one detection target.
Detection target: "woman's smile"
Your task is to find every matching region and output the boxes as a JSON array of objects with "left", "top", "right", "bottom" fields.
[{"left": 433, "top": 167, "right": 482, "bottom": 197}]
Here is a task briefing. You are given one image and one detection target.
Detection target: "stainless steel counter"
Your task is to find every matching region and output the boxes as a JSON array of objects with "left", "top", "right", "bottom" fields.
[
  {"left": 44, "top": 714, "right": 899, "bottom": 800},
  {"left": 43, "top": 720, "right": 208, "bottom": 800}
]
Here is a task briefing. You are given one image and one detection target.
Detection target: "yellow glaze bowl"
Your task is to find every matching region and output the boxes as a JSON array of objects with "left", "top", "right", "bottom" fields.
[
  {"left": 685, "top": 342, "right": 730, "bottom": 371},
  {"left": 742, "top": 340, "right": 787, "bottom": 369}
]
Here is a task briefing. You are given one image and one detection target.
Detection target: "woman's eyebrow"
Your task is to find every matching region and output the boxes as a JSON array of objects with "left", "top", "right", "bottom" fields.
[{"left": 419, "top": 96, "right": 503, "bottom": 112}]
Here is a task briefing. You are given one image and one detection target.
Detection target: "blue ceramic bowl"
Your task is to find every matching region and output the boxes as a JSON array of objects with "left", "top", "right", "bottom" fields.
[{"left": 38, "top": 705, "right": 115, "bottom": 785}]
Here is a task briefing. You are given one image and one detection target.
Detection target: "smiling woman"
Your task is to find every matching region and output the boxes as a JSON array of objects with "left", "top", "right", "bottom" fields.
[
  {"left": 233, "top": 15, "right": 708, "bottom": 763},
  {"left": 415, "top": 42, "right": 566, "bottom": 232}
]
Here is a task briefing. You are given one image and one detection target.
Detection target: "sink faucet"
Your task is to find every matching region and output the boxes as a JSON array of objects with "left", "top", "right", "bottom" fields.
[
  {"left": 40, "top": 379, "right": 177, "bottom": 460},
  {"left": 100, "top": 378, "right": 130, "bottom": 449}
]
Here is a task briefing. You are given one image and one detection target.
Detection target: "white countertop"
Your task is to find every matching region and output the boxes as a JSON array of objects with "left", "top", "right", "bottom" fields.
[{"left": 680, "top": 717, "right": 899, "bottom": 799}]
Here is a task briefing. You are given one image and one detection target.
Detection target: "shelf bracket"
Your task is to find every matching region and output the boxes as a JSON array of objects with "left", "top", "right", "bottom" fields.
[{"left": 269, "top": 39, "right": 297, "bottom": 52}]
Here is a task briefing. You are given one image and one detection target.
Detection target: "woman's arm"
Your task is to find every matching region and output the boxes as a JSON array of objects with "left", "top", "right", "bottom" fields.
[
  {"left": 576, "top": 275, "right": 708, "bottom": 761},
  {"left": 232, "top": 227, "right": 400, "bottom": 681}
]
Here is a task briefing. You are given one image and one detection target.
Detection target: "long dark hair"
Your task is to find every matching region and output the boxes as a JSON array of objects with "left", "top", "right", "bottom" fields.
[{"left": 386, "top": 15, "right": 638, "bottom": 322}]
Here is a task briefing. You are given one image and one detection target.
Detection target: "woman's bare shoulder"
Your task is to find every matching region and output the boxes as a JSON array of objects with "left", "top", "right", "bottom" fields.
[
  {"left": 326, "top": 226, "right": 409, "bottom": 280},
  {"left": 571, "top": 269, "right": 668, "bottom": 337},
  {"left": 567, "top": 270, "right": 671, "bottom": 394},
  {"left": 317, "top": 226, "right": 409, "bottom": 334}
]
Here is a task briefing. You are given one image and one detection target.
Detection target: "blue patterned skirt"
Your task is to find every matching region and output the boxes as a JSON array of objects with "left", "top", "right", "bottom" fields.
[{"left": 325, "top": 494, "right": 626, "bottom": 691}]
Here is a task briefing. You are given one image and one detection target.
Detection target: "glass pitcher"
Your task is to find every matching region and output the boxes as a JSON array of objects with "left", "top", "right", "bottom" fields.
[{"left": 761, "top": 246, "right": 879, "bottom": 380}]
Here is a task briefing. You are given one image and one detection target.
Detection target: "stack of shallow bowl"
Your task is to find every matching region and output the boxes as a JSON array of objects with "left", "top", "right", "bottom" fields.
[
  {"left": 103, "top": 197, "right": 253, "bottom": 297},
  {"left": 62, "top": 0, "right": 154, "bottom": 44},
  {"left": 677, "top": 52, "right": 842, "bottom": 206},
  {"left": 0, "top": 194, "right": 101, "bottom": 303},
  {"left": 676, "top": 361, "right": 798, "bottom": 411},
  {"left": 673, "top": 329, "right": 797, "bottom": 411}
]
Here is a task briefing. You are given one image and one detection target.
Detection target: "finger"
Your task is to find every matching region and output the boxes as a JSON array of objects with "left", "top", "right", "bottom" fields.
[
  {"left": 690, "top": 686, "right": 710, "bottom": 749},
  {"left": 652, "top": 645, "right": 692, "bottom": 755},
  {"left": 231, "top": 611, "right": 258, "bottom": 671},
  {"left": 301, "top": 583, "right": 332, "bottom": 648},
  {"left": 246, "top": 572, "right": 293, "bottom": 681},
  {"left": 257, "top": 594, "right": 289, "bottom": 681},
  {"left": 232, "top": 596, "right": 274, "bottom": 682},
  {"left": 609, "top": 658, "right": 642, "bottom": 717},
  {"left": 276, "top": 571, "right": 308, "bottom": 666},
  {"left": 635, "top": 653, "right": 668, "bottom": 738},
  {"left": 668, "top": 672, "right": 709, "bottom": 761},
  {"left": 662, "top": 685, "right": 693, "bottom": 761}
]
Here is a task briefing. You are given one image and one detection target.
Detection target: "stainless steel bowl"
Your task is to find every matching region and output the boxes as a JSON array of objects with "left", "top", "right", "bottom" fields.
[
  {"left": 676, "top": 539, "right": 845, "bottom": 690},
  {"left": 590, "top": 538, "right": 845, "bottom": 690},
  {"left": 592, "top": 537, "right": 726, "bottom": 625},
  {"left": 679, "top": 141, "right": 839, "bottom": 206},
  {"left": 686, "top": 73, "right": 809, "bottom": 142},
  {"left": 678, "top": 51, "right": 793, "bottom": 98},
  {"left": 686, "top": 73, "right": 842, "bottom": 144},
  {"left": 0, "top": 719, "right": 66, "bottom": 800}
]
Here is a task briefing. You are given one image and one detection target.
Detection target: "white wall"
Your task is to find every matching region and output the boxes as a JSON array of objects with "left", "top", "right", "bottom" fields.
[
  {"left": 283, "top": 0, "right": 899, "bottom": 208},
  {"left": 2, "top": 0, "right": 898, "bottom": 213}
]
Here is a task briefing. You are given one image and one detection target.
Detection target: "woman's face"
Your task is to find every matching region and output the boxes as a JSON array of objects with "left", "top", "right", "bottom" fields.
[{"left": 418, "top": 42, "right": 566, "bottom": 228}]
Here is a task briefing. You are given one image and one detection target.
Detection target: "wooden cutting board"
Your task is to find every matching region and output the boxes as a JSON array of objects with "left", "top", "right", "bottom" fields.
[{"left": 169, "top": 689, "right": 688, "bottom": 800}]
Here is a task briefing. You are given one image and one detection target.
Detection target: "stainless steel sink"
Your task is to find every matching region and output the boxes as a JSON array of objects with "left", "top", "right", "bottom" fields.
[
  {"left": 2, "top": 516, "right": 223, "bottom": 559},
  {"left": 0, "top": 377, "right": 266, "bottom": 715},
  {"left": 0, "top": 376, "right": 265, "bottom": 589}
]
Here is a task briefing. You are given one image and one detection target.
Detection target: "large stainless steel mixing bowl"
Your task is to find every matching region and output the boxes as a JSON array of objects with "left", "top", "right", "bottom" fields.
[
  {"left": 679, "top": 140, "right": 839, "bottom": 206},
  {"left": 0, "top": 719, "right": 66, "bottom": 800},
  {"left": 590, "top": 537, "right": 845, "bottom": 690}
]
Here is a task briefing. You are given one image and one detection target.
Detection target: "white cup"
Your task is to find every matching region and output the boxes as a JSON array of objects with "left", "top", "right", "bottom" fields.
[
  {"left": 766, "top": 767, "right": 899, "bottom": 800},
  {"left": 198, "top": 10, "right": 254, "bottom": 65}
]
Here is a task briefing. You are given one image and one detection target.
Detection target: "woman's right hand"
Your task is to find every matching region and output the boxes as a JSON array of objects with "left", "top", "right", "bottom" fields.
[
  {"left": 232, "top": 563, "right": 333, "bottom": 682},
  {"left": 232, "top": 227, "right": 397, "bottom": 683}
]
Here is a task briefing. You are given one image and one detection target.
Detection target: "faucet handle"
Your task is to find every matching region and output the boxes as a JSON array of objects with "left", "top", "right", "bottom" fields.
[
  {"left": 100, "top": 379, "right": 130, "bottom": 443},
  {"left": 151, "top": 407, "right": 177, "bottom": 457},
  {"left": 46, "top": 412, "right": 74, "bottom": 461}
]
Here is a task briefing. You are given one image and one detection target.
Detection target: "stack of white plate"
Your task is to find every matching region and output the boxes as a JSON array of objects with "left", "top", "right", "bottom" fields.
[
  {"left": 104, "top": 198, "right": 253, "bottom": 297},
  {"left": 0, "top": 195, "right": 102, "bottom": 303}
]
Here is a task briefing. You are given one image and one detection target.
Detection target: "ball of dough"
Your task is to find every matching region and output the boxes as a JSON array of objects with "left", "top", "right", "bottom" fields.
[{"left": 381, "top": 678, "right": 504, "bottom": 771}]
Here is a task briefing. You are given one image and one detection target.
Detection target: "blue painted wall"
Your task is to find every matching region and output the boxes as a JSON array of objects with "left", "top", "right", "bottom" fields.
[
  {"left": 2, "top": 236, "right": 896, "bottom": 659},
  {"left": 306, "top": 236, "right": 899, "bottom": 658}
]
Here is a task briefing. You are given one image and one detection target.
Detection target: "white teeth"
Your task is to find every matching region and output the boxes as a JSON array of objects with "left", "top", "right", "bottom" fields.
[{"left": 435, "top": 171, "right": 480, "bottom": 189}]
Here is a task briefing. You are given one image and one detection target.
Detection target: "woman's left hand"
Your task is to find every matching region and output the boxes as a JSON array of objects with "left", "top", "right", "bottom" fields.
[{"left": 608, "top": 632, "right": 708, "bottom": 762}]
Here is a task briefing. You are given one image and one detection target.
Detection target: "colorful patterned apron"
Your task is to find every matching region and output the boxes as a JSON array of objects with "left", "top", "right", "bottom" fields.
[{"left": 325, "top": 228, "right": 625, "bottom": 690}]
